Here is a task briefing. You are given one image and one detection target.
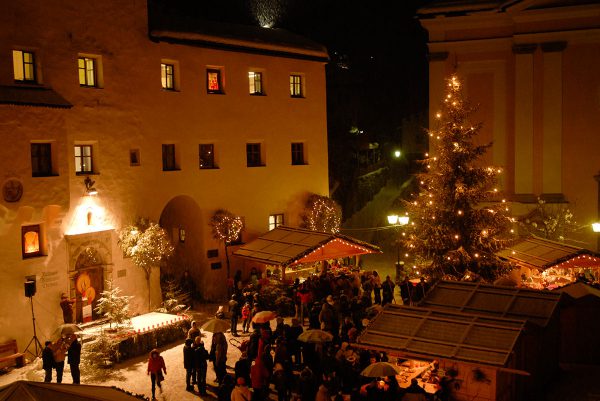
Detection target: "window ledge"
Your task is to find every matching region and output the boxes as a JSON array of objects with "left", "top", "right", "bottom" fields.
[
  {"left": 247, "top": 165, "right": 266, "bottom": 168},
  {"left": 32, "top": 173, "right": 60, "bottom": 178},
  {"left": 163, "top": 168, "right": 181, "bottom": 172},
  {"left": 207, "top": 91, "right": 225, "bottom": 95},
  {"left": 161, "top": 88, "right": 179, "bottom": 92},
  {"left": 291, "top": 163, "right": 308, "bottom": 166},
  {"left": 76, "top": 172, "right": 99, "bottom": 176},
  {"left": 290, "top": 95, "right": 305, "bottom": 99},
  {"left": 79, "top": 85, "right": 101, "bottom": 89},
  {"left": 250, "top": 93, "right": 266, "bottom": 96},
  {"left": 200, "top": 167, "right": 220, "bottom": 170}
]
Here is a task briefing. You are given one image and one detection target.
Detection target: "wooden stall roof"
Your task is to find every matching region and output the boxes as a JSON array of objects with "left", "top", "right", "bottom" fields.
[
  {"left": 496, "top": 236, "right": 600, "bottom": 270},
  {"left": 356, "top": 304, "right": 525, "bottom": 367},
  {"left": 232, "top": 226, "right": 381, "bottom": 267},
  {"left": 557, "top": 282, "right": 600, "bottom": 300},
  {"left": 420, "top": 280, "right": 562, "bottom": 327}
]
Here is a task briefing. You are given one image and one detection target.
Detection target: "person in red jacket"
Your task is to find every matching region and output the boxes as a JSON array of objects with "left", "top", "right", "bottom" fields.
[{"left": 147, "top": 349, "right": 167, "bottom": 400}]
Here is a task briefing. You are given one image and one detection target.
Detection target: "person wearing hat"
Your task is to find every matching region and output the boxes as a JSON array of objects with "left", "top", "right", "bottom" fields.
[
  {"left": 59, "top": 292, "right": 75, "bottom": 324},
  {"left": 193, "top": 337, "right": 209, "bottom": 395}
]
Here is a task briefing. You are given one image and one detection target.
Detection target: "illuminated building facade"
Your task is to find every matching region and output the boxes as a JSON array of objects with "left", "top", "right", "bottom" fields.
[
  {"left": 419, "top": 0, "right": 600, "bottom": 249},
  {"left": 0, "top": 0, "right": 328, "bottom": 349}
]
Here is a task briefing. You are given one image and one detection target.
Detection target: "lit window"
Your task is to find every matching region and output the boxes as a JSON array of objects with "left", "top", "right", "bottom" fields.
[
  {"left": 246, "top": 143, "right": 263, "bottom": 167},
  {"left": 22, "top": 224, "right": 42, "bottom": 258},
  {"left": 162, "top": 144, "right": 178, "bottom": 171},
  {"left": 13, "top": 50, "right": 36, "bottom": 82},
  {"left": 207, "top": 69, "right": 222, "bottom": 94},
  {"left": 78, "top": 57, "right": 97, "bottom": 87},
  {"left": 269, "top": 214, "right": 284, "bottom": 230},
  {"left": 291, "top": 142, "right": 305, "bottom": 165},
  {"left": 161, "top": 63, "right": 175, "bottom": 90},
  {"left": 290, "top": 74, "right": 303, "bottom": 97},
  {"left": 249, "top": 72, "right": 263, "bottom": 95},
  {"left": 199, "top": 144, "right": 216, "bottom": 169},
  {"left": 74, "top": 145, "right": 93, "bottom": 174},
  {"left": 31, "top": 143, "right": 54, "bottom": 177}
]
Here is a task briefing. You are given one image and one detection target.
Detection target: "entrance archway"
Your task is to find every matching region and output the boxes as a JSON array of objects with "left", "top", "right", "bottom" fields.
[
  {"left": 74, "top": 247, "right": 104, "bottom": 323},
  {"left": 159, "top": 195, "right": 205, "bottom": 298}
]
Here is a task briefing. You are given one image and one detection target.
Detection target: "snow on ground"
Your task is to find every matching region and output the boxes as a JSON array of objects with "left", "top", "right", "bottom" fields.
[{"left": 0, "top": 304, "right": 247, "bottom": 401}]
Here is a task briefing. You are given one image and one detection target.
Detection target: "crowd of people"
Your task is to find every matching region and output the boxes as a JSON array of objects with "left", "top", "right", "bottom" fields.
[
  {"left": 169, "top": 264, "right": 453, "bottom": 401},
  {"left": 41, "top": 334, "right": 81, "bottom": 384}
]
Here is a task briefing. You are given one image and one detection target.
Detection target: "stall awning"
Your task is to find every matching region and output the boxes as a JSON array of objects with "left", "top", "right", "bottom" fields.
[
  {"left": 496, "top": 236, "right": 600, "bottom": 271},
  {"left": 232, "top": 226, "right": 381, "bottom": 267},
  {"left": 356, "top": 304, "right": 525, "bottom": 368},
  {"left": 420, "top": 280, "right": 562, "bottom": 327}
]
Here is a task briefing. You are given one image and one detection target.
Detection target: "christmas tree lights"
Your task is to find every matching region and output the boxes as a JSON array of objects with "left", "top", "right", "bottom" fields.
[{"left": 402, "top": 75, "right": 515, "bottom": 281}]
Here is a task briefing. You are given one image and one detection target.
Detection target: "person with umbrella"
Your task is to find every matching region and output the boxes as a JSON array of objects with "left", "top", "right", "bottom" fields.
[
  {"left": 67, "top": 334, "right": 81, "bottom": 384},
  {"left": 147, "top": 349, "right": 167, "bottom": 400}
]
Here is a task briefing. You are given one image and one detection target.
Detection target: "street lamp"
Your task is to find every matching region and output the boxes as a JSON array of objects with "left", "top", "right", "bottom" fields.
[
  {"left": 593, "top": 222, "right": 600, "bottom": 233},
  {"left": 387, "top": 214, "right": 409, "bottom": 282}
]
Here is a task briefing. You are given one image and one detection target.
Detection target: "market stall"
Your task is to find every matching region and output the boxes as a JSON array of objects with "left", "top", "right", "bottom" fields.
[
  {"left": 232, "top": 226, "right": 382, "bottom": 281},
  {"left": 354, "top": 304, "right": 529, "bottom": 401},
  {"left": 496, "top": 236, "right": 600, "bottom": 290}
]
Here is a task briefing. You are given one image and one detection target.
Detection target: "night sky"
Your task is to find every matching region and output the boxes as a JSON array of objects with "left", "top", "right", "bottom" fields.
[{"left": 153, "top": 0, "right": 430, "bottom": 143}]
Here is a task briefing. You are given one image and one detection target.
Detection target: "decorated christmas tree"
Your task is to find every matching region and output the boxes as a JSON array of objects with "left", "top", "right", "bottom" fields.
[
  {"left": 95, "top": 280, "right": 133, "bottom": 330},
  {"left": 402, "top": 75, "right": 515, "bottom": 281},
  {"left": 209, "top": 209, "right": 244, "bottom": 279},
  {"left": 301, "top": 194, "right": 342, "bottom": 233}
]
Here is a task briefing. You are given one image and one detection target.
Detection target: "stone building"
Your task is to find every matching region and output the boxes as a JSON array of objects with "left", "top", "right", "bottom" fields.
[
  {"left": 0, "top": 0, "right": 328, "bottom": 350},
  {"left": 418, "top": 0, "right": 600, "bottom": 250}
]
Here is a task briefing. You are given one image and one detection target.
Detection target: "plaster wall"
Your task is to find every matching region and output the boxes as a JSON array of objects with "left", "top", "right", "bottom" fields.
[
  {"left": 0, "top": 0, "right": 328, "bottom": 350},
  {"left": 421, "top": 2, "right": 600, "bottom": 250}
]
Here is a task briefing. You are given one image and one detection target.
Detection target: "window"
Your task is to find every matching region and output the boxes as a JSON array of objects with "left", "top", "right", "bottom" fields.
[
  {"left": 207, "top": 69, "right": 223, "bottom": 94},
  {"left": 22, "top": 224, "right": 42, "bottom": 258},
  {"left": 31, "top": 143, "right": 53, "bottom": 177},
  {"left": 249, "top": 72, "right": 263, "bottom": 95},
  {"left": 291, "top": 142, "right": 306, "bottom": 165},
  {"left": 269, "top": 214, "right": 284, "bottom": 230},
  {"left": 161, "top": 63, "right": 175, "bottom": 90},
  {"left": 78, "top": 57, "right": 97, "bottom": 87},
  {"left": 129, "top": 149, "right": 140, "bottom": 166},
  {"left": 74, "top": 144, "right": 93, "bottom": 174},
  {"left": 246, "top": 143, "right": 263, "bottom": 167},
  {"left": 290, "top": 74, "right": 303, "bottom": 97},
  {"left": 13, "top": 50, "right": 36, "bottom": 82},
  {"left": 199, "top": 144, "right": 216, "bottom": 169},
  {"left": 162, "top": 144, "right": 178, "bottom": 171}
]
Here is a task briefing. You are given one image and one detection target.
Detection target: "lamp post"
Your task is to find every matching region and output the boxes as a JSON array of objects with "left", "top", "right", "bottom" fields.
[{"left": 388, "top": 214, "right": 409, "bottom": 283}]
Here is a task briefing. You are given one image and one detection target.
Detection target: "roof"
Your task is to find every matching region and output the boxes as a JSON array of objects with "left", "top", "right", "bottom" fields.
[
  {"left": 497, "top": 236, "right": 600, "bottom": 271},
  {"left": 232, "top": 226, "right": 381, "bottom": 267},
  {"left": 0, "top": 380, "right": 145, "bottom": 401},
  {"left": 0, "top": 85, "right": 72, "bottom": 108},
  {"left": 557, "top": 282, "right": 600, "bottom": 300},
  {"left": 418, "top": 0, "right": 599, "bottom": 17},
  {"left": 356, "top": 304, "right": 524, "bottom": 367},
  {"left": 420, "top": 280, "right": 562, "bottom": 327},
  {"left": 148, "top": 10, "right": 328, "bottom": 62}
]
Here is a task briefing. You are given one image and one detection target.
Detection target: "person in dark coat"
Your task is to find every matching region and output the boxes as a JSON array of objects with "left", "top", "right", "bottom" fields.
[
  {"left": 381, "top": 276, "right": 395, "bottom": 306},
  {"left": 298, "top": 366, "right": 317, "bottom": 401},
  {"left": 211, "top": 332, "right": 228, "bottom": 384},
  {"left": 42, "top": 341, "right": 54, "bottom": 383},
  {"left": 287, "top": 318, "right": 303, "bottom": 366},
  {"left": 234, "top": 351, "right": 251, "bottom": 385},
  {"left": 183, "top": 338, "right": 195, "bottom": 391},
  {"left": 229, "top": 294, "right": 240, "bottom": 336},
  {"left": 194, "top": 337, "right": 209, "bottom": 395},
  {"left": 218, "top": 374, "right": 235, "bottom": 401},
  {"left": 399, "top": 277, "right": 413, "bottom": 305},
  {"left": 60, "top": 293, "right": 75, "bottom": 324},
  {"left": 67, "top": 335, "right": 81, "bottom": 384}
]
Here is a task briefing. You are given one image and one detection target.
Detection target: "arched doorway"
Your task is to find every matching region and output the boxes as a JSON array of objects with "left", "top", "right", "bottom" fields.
[
  {"left": 74, "top": 247, "right": 104, "bottom": 323},
  {"left": 159, "top": 196, "right": 205, "bottom": 298}
]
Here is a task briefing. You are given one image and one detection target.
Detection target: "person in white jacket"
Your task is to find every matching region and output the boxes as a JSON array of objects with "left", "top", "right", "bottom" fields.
[{"left": 231, "top": 377, "right": 252, "bottom": 401}]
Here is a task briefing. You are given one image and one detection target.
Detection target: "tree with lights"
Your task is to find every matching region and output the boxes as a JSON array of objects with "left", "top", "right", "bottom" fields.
[
  {"left": 118, "top": 218, "right": 174, "bottom": 309},
  {"left": 402, "top": 75, "right": 515, "bottom": 282},
  {"left": 95, "top": 280, "right": 133, "bottom": 330},
  {"left": 301, "top": 194, "right": 342, "bottom": 234},
  {"left": 209, "top": 209, "right": 244, "bottom": 279}
]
